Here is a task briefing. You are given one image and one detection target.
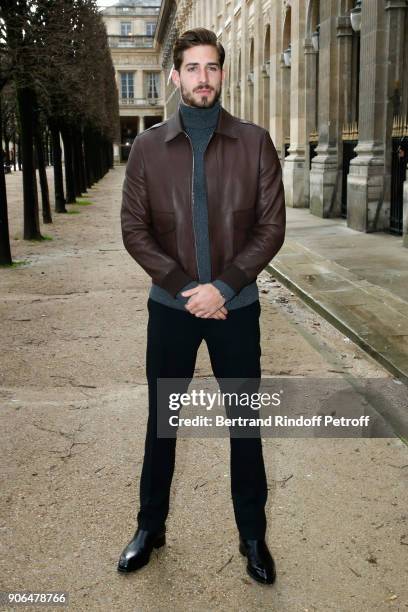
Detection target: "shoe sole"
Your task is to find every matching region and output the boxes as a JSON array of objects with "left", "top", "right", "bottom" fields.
[
  {"left": 117, "top": 535, "right": 166, "bottom": 573},
  {"left": 239, "top": 543, "right": 276, "bottom": 585}
]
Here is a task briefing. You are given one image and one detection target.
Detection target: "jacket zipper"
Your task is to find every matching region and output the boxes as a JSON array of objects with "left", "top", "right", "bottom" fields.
[
  {"left": 204, "top": 132, "right": 214, "bottom": 280},
  {"left": 184, "top": 131, "right": 200, "bottom": 281}
]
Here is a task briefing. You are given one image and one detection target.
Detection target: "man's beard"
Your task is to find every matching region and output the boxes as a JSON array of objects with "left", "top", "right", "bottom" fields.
[{"left": 180, "top": 82, "right": 222, "bottom": 108}]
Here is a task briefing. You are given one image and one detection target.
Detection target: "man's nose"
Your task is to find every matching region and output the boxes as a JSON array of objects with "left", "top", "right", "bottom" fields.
[{"left": 197, "top": 67, "right": 210, "bottom": 82}]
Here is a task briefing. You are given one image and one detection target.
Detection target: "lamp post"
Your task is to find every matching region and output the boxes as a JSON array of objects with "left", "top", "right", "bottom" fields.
[{"left": 350, "top": 0, "right": 362, "bottom": 32}]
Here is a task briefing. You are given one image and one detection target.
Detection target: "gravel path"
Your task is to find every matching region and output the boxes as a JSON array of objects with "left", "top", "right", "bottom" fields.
[{"left": 1, "top": 166, "right": 407, "bottom": 611}]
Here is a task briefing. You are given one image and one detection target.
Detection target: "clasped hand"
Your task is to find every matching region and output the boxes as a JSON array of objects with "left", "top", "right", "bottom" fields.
[{"left": 181, "top": 283, "right": 228, "bottom": 320}]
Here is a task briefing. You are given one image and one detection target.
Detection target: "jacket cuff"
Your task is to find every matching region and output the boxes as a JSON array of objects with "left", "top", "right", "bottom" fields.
[
  {"left": 215, "top": 265, "right": 249, "bottom": 294},
  {"left": 160, "top": 267, "right": 195, "bottom": 298},
  {"left": 176, "top": 280, "right": 199, "bottom": 304},
  {"left": 212, "top": 280, "right": 236, "bottom": 303}
]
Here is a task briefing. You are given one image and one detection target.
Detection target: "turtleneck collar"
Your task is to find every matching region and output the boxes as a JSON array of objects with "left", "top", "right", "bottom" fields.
[{"left": 179, "top": 99, "right": 221, "bottom": 130}]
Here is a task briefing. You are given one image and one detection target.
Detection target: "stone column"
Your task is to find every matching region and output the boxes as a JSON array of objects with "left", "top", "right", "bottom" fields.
[
  {"left": 384, "top": 0, "right": 408, "bottom": 240},
  {"left": 135, "top": 70, "right": 144, "bottom": 102},
  {"left": 283, "top": 0, "right": 307, "bottom": 208},
  {"left": 252, "top": 0, "right": 263, "bottom": 125},
  {"left": 196, "top": 0, "right": 202, "bottom": 26},
  {"left": 230, "top": 3, "right": 239, "bottom": 116},
  {"left": 303, "top": 38, "right": 318, "bottom": 208},
  {"left": 113, "top": 143, "right": 120, "bottom": 164},
  {"left": 335, "top": 14, "right": 355, "bottom": 217},
  {"left": 245, "top": 3, "right": 255, "bottom": 122},
  {"left": 269, "top": 1, "right": 283, "bottom": 154},
  {"left": 240, "top": 0, "right": 249, "bottom": 120},
  {"left": 347, "top": 0, "right": 388, "bottom": 231},
  {"left": 281, "top": 56, "right": 291, "bottom": 162},
  {"left": 223, "top": 1, "right": 233, "bottom": 113},
  {"left": 139, "top": 115, "right": 145, "bottom": 133},
  {"left": 211, "top": 0, "right": 216, "bottom": 29},
  {"left": 309, "top": 0, "right": 340, "bottom": 218},
  {"left": 261, "top": 61, "right": 270, "bottom": 130}
]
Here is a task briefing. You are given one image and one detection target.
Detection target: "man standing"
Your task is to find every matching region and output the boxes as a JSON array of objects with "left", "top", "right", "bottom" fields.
[{"left": 119, "top": 28, "right": 285, "bottom": 585}]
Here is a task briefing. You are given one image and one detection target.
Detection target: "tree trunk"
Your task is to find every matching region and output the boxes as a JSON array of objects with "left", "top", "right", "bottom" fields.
[
  {"left": 0, "top": 96, "right": 12, "bottom": 265},
  {"left": 49, "top": 120, "right": 66, "bottom": 213},
  {"left": 75, "top": 128, "right": 87, "bottom": 194},
  {"left": 17, "top": 135, "right": 22, "bottom": 170},
  {"left": 35, "top": 127, "right": 52, "bottom": 224},
  {"left": 110, "top": 142, "right": 114, "bottom": 169},
  {"left": 61, "top": 123, "right": 76, "bottom": 203},
  {"left": 4, "top": 138, "right": 10, "bottom": 167},
  {"left": 71, "top": 127, "right": 82, "bottom": 198},
  {"left": 83, "top": 127, "right": 94, "bottom": 188},
  {"left": 12, "top": 135, "right": 16, "bottom": 171},
  {"left": 16, "top": 86, "right": 42, "bottom": 240},
  {"left": 43, "top": 129, "right": 49, "bottom": 166},
  {"left": 96, "top": 132, "right": 102, "bottom": 181}
]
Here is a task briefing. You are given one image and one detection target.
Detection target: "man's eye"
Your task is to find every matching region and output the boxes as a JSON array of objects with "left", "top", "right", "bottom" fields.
[{"left": 187, "top": 67, "right": 197, "bottom": 72}]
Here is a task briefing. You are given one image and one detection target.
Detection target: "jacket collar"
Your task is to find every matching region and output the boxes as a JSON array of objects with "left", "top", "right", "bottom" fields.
[{"left": 164, "top": 103, "right": 239, "bottom": 143}]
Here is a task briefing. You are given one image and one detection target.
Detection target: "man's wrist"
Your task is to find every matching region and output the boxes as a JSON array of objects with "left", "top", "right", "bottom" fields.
[{"left": 212, "top": 280, "right": 236, "bottom": 304}]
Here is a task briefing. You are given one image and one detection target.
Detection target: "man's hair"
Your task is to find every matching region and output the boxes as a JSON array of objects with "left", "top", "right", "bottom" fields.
[{"left": 173, "top": 28, "right": 225, "bottom": 72}]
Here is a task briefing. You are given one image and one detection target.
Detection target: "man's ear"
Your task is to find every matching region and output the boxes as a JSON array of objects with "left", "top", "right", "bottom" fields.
[{"left": 171, "top": 68, "right": 181, "bottom": 89}]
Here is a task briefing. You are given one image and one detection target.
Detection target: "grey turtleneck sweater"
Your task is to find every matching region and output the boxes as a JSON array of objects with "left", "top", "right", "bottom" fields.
[{"left": 149, "top": 100, "right": 259, "bottom": 310}]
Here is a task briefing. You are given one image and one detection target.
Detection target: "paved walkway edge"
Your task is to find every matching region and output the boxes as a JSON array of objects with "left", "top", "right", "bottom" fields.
[{"left": 266, "top": 263, "right": 408, "bottom": 387}]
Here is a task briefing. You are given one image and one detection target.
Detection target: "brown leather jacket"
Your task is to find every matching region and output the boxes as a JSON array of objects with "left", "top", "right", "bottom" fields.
[{"left": 121, "top": 105, "right": 286, "bottom": 298}]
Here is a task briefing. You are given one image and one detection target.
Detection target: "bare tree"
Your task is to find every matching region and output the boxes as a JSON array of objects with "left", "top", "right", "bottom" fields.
[{"left": 0, "top": 0, "right": 119, "bottom": 262}]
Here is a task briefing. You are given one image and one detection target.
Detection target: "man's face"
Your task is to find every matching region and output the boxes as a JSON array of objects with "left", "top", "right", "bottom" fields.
[{"left": 171, "top": 44, "right": 225, "bottom": 108}]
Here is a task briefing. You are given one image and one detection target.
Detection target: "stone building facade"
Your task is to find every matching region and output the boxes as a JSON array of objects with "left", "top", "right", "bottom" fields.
[
  {"left": 101, "top": 0, "right": 164, "bottom": 161},
  {"left": 155, "top": 0, "right": 408, "bottom": 247}
]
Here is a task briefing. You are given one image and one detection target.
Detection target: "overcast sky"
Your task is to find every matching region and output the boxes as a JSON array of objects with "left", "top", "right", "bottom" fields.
[{"left": 96, "top": 0, "right": 114, "bottom": 8}]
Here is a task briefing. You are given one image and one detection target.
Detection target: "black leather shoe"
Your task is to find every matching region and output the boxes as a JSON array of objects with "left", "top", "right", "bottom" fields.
[
  {"left": 239, "top": 537, "right": 276, "bottom": 585},
  {"left": 117, "top": 527, "right": 166, "bottom": 573}
]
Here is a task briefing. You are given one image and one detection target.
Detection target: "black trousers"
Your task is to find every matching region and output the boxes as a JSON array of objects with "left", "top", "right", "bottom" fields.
[{"left": 136, "top": 298, "right": 268, "bottom": 539}]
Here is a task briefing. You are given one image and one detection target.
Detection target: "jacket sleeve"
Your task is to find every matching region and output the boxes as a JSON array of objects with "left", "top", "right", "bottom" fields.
[
  {"left": 121, "top": 136, "right": 193, "bottom": 297},
  {"left": 215, "top": 130, "right": 286, "bottom": 293}
]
